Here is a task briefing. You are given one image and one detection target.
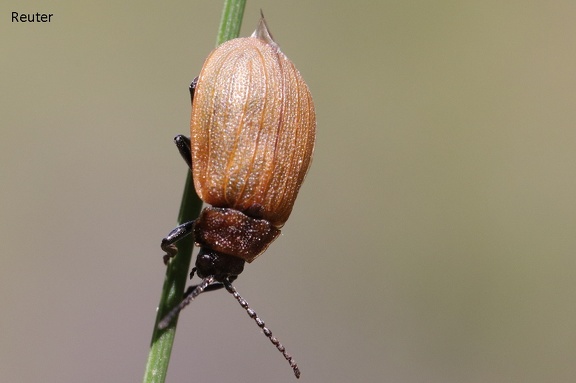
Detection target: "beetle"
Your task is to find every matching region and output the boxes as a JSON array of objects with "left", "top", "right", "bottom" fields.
[{"left": 157, "top": 14, "right": 315, "bottom": 379}]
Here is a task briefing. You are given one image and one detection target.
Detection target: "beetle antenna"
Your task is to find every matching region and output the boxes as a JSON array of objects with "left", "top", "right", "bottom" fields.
[
  {"left": 223, "top": 279, "right": 301, "bottom": 379},
  {"left": 158, "top": 276, "right": 215, "bottom": 329}
]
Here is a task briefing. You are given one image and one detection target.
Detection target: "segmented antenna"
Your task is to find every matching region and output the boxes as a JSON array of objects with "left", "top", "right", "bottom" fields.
[
  {"left": 223, "top": 280, "right": 301, "bottom": 379},
  {"left": 158, "top": 276, "right": 215, "bottom": 329}
]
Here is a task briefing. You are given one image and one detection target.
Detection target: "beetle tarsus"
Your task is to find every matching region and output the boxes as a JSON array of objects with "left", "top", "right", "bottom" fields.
[
  {"left": 160, "top": 220, "right": 196, "bottom": 264},
  {"left": 162, "top": 244, "right": 178, "bottom": 264}
]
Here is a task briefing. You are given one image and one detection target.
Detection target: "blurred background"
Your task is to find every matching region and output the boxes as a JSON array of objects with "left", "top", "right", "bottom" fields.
[{"left": 2, "top": 1, "right": 576, "bottom": 382}]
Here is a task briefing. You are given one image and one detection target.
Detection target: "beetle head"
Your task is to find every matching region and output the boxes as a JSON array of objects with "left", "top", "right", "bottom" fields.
[{"left": 195, "top": 248, "right": 245, "bottom": 281}]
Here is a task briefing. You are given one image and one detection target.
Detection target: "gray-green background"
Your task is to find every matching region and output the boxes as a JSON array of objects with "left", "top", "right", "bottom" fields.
[{"left": 2, "top": 1, "right": 576, "bottom": 382}]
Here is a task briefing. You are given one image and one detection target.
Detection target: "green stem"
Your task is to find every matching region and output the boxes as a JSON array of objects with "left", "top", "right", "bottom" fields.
[
  {"left": 217, "top": 0, "right": 247, "bottom": 45},
  {"left": 142, "top": 1, "right": 246, "bottom": 382}
]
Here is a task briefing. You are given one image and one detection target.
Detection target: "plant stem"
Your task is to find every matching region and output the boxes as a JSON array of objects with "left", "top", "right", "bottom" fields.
[
  {"left": 217, "top": 0, "right": 247, "bottom": 46},
  {"left": 142, "top": 1, "right": 246, "bottom": 382},
  {"left": 142, "top": 173, "right": 201, "bottom": 383}
]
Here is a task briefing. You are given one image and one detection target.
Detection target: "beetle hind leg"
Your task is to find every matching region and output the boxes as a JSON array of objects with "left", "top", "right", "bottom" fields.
[
  {"left": 172, "top": 75, "right": 199, "bottom": 171},
  {"left": 189, "top": 76, "right": 198, "bottom": 104},
  {"left": 174, "top": 135, "right": 192, "bottom": 170}
]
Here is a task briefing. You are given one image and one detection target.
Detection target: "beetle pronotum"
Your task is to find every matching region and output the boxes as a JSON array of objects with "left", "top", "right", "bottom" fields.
[{"left": 158, "top": 14, "right": 315, "bottom": 379}]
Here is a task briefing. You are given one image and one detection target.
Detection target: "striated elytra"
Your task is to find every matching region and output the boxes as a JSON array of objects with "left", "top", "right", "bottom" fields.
[
  {"left": 158, "top": 15, "right": 315, "bottom": 379},
  {"left": 191, "top": 18, "right": 315, "bottom": 232}
]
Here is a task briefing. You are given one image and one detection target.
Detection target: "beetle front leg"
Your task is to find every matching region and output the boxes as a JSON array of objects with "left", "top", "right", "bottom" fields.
[{"left": 161, "top": 220, "right": 195, "bottom": 264}]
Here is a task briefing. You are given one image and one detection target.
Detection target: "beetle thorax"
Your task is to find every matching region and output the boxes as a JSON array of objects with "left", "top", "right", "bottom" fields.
[{"left": 193, "top": 206, "right": 281, "bottom": 276}]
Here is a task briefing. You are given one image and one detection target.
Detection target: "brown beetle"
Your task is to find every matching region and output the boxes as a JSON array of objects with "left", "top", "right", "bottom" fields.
[{"left": 158, "top": 15, "right": 315, "bottom": 379}]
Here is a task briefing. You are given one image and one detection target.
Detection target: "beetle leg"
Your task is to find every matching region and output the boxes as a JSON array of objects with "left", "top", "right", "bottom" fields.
[
  {"left": 189, "top": 76, "right": 198, "bottom": 105},
  {"left": 174, "top": 76, "right": 198, "bottom": 171},
  {"left": 161, "top": 220, "right": 195, "bottom": 264},
  {"left": 174, "top": 135, "right": 192, "bottom": 170}
]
